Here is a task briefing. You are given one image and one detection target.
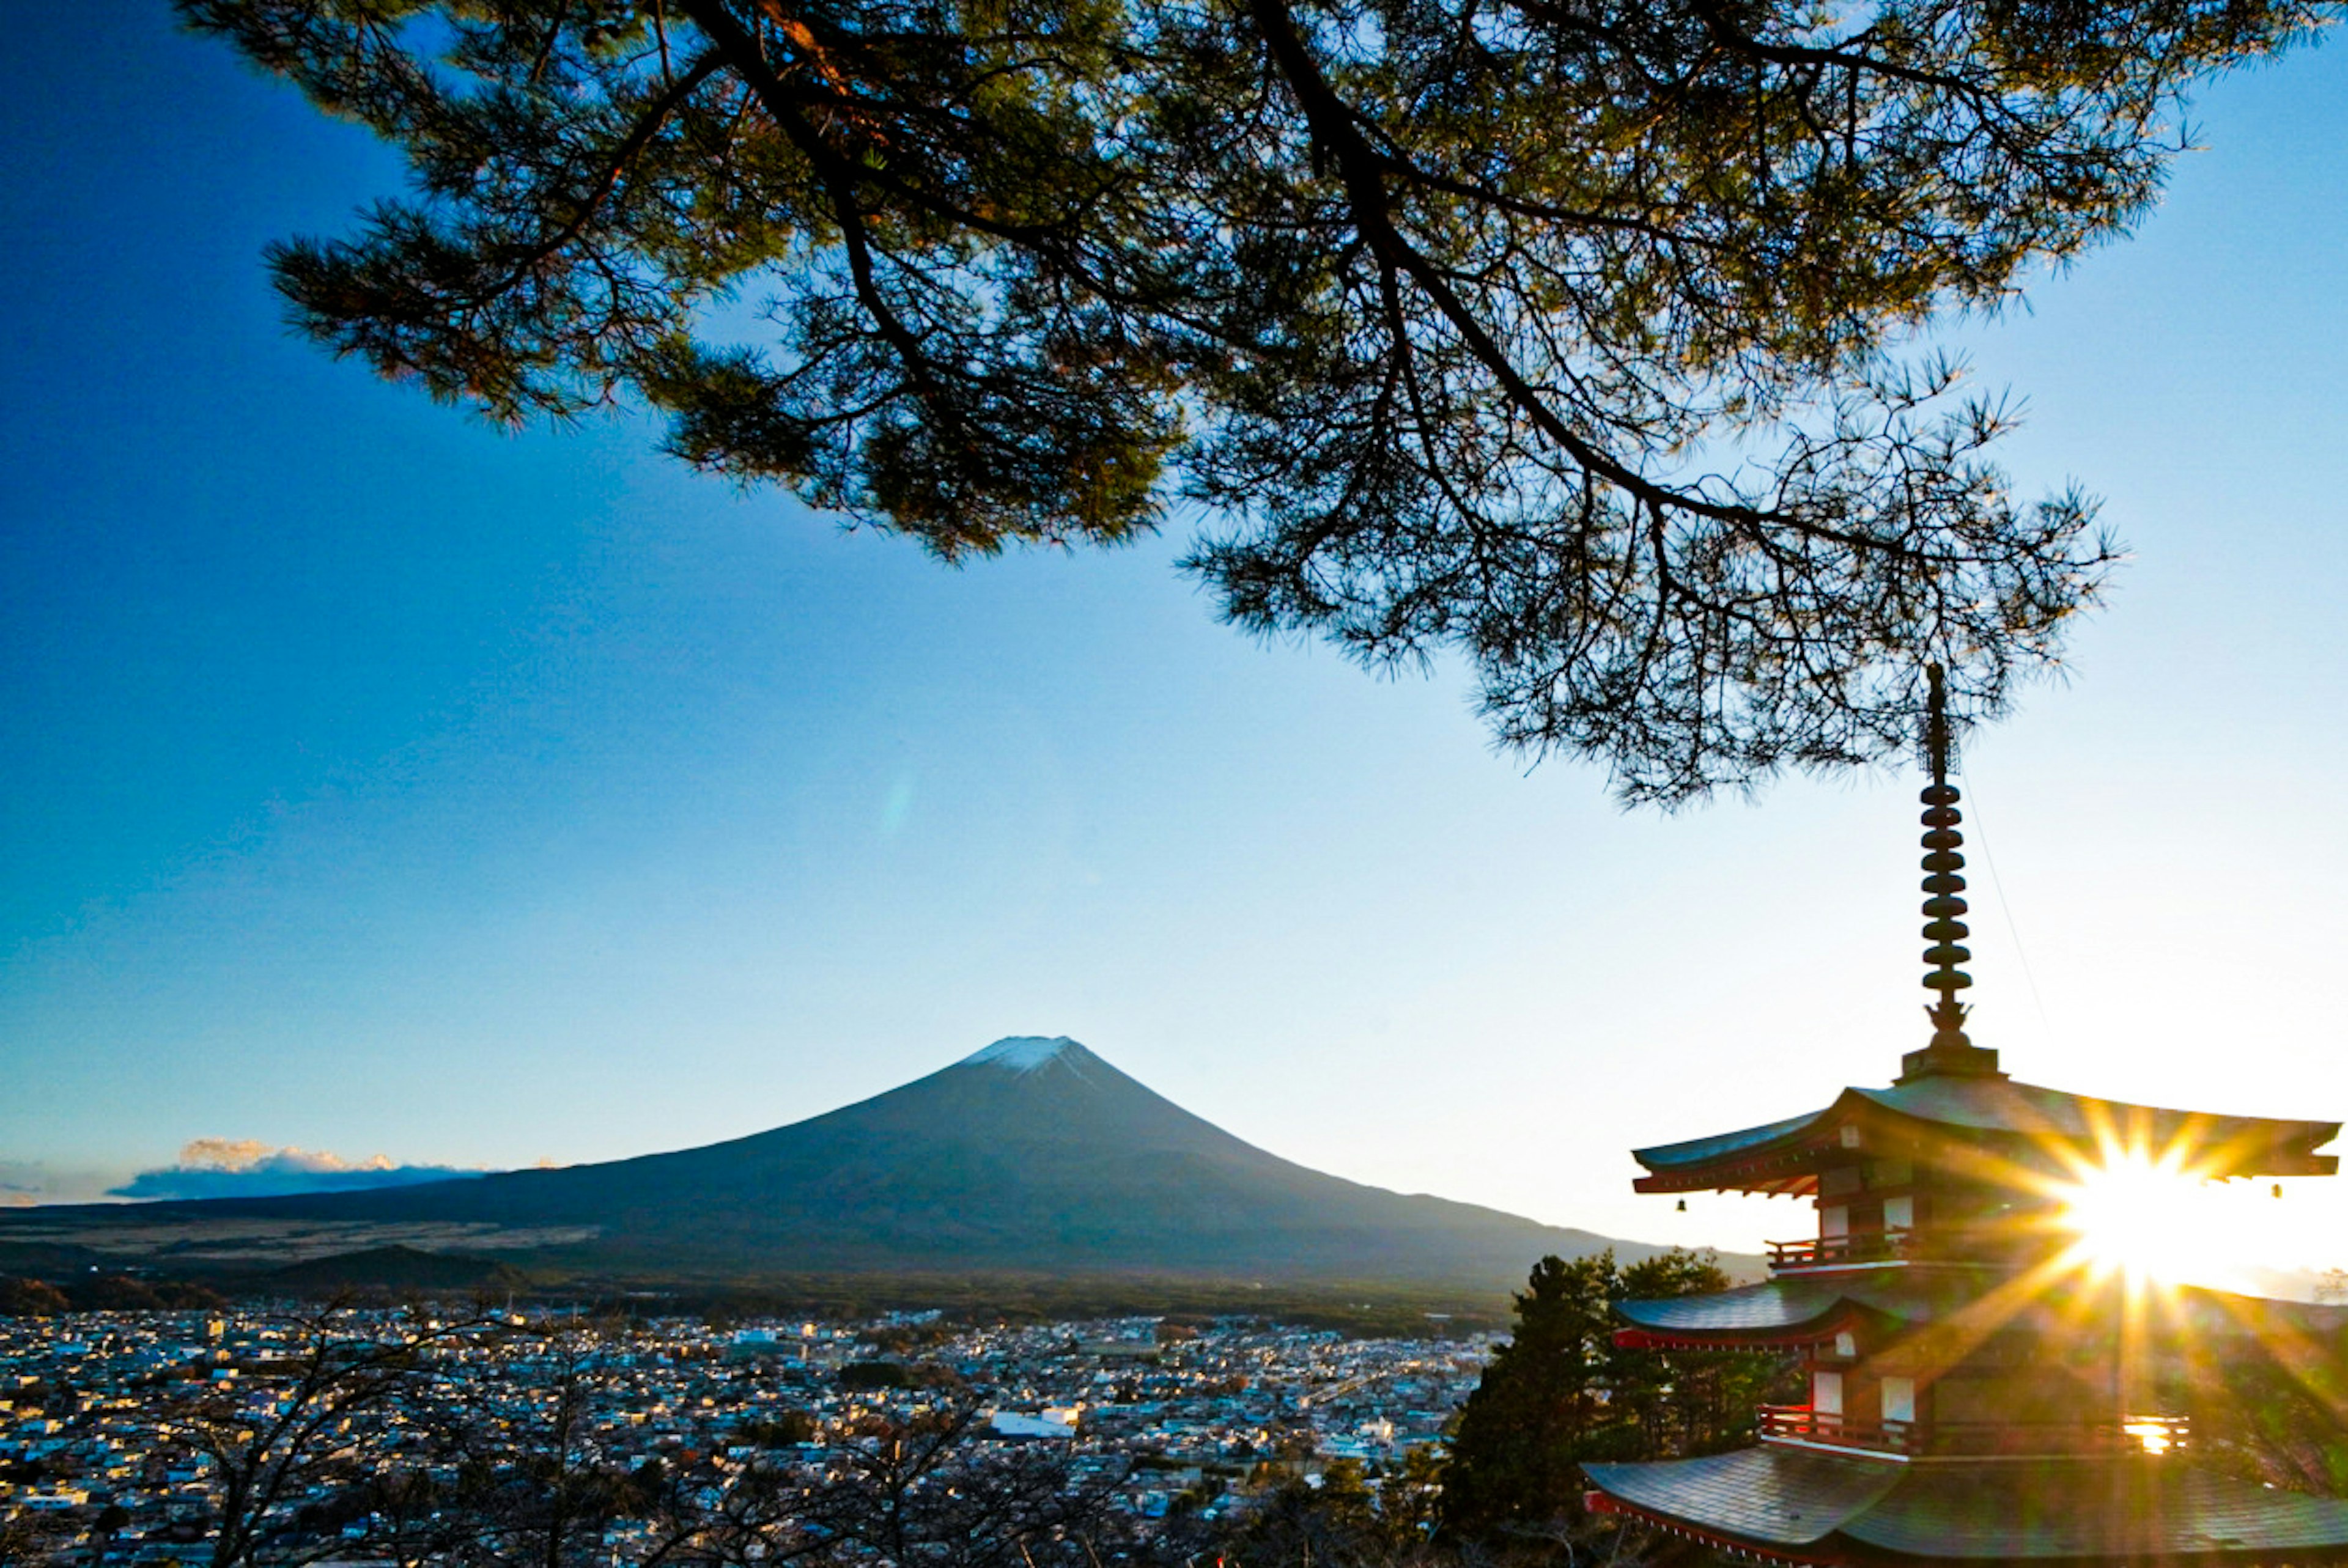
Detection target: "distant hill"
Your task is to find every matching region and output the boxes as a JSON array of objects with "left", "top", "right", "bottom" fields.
[
  {"left": 5, "top": 1037, "right": 1715, "bottom": 1296},
  {"left": 0, "top": 1240, "right": 107, "bottom": 1274},
  {"left": 268, "top": 1245, "right": 536, "bottom": 1295}
]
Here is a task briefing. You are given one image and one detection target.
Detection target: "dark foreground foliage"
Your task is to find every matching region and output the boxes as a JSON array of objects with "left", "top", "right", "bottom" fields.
[
  {"left": 1441, "top": 1251, "right": 1796, "bottom": 1536},
  {"left": 179, "top": 0, "right": 2333, "bottom": 798}
]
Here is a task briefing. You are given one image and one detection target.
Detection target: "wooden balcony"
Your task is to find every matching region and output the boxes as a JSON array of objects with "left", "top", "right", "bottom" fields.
[
  {"left": 1757, "top": 1405, "right": 2191, "bottom": 1460},
  {"left": 1757, "top": 1404, "right": 1913, "bottom": 1454},
  {"left": 1765, "top": 1229, "right": 1914, "bottom": 1270},
  {"left": 1765, "top": 1223, "right": 2070, "bottom": 1270}
]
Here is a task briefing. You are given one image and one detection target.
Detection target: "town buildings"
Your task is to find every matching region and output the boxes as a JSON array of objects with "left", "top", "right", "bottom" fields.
[{"left": 1, "top": 1304, "right": 1489, "bottom": 1565}]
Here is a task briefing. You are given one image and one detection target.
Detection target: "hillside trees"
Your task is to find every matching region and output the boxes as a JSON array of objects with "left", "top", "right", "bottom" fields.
[
  {"left": 171, "top": 1303, "right": 496, "bottom": 1568},
  {"left": 624, "top": 1404, "right": 1164, "bottom": 1568},
  {"left": 177, "top": 0, "right": 2332, "bottom": 798},
  {"left": 1439, "top": 1250, "right": 1793, "bottom": 1536},
  {"left": 1224, "top": 1454, "right": 1442, "bottom": 1566},
  {"left": 0, "top": 1278, "right": 71, "bottom": 1316},
  {"left": 420, "top": 1330, "right": 653, "bottom": 1568},
  {"left": 0, "top": 1273, "right": 226, "bottom": 1316}
]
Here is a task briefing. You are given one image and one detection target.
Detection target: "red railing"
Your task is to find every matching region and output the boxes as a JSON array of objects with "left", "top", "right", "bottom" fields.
[
  {"left": 1757, "top": 1405, "right": 1915, "bottom": 1454},
  {"left": 1757, "top": 1407, "right": 2190, "bottom": 1459},
  {"left": 1765, "top": 1230, "right": 1914, "bottom": 1270},
  {"left": 1768, "top": 1224, "right": 2080, "bottom": 1272}
]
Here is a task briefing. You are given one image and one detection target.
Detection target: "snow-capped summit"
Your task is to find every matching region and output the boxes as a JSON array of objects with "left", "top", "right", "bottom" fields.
[{"left": 959, "top": 1035, "right": 1087, "bottom": 1074}]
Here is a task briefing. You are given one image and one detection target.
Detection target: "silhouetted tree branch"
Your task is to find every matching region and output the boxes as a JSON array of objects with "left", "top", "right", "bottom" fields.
[{"left": 179, "top": 0, "right": 2330, "bottom": 798}]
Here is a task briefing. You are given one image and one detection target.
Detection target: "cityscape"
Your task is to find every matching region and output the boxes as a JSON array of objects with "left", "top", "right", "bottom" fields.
[{"left": 2, "top": 1302, "right": 1490, "bottom": 1566}]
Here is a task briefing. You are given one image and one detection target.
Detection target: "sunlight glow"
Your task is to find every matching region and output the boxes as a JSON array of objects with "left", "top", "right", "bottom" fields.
[
  {"left": 2060, "top": 1149, "right": 2198, "bottom": 1276},
  {"left": 2050, "top": 1141, "right": 2305, "bottom": 1291}
]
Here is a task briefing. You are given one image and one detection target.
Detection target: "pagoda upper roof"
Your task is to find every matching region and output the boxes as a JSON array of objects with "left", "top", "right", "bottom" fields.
[
  {"left": 1586, "top": 1445, "right": 2348, "bottom": 1563},
  {"left": 1631, "top": 1072, "right": 2339, "bottom": 1194},
  {"left": 1613, "top": 1264, "right": 2348, "bottom": 1353}
]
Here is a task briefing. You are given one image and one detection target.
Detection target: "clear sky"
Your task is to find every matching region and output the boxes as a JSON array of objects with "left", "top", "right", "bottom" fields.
[{"left": 4, "top": 7, "right": 2346, "bottom": 1279}]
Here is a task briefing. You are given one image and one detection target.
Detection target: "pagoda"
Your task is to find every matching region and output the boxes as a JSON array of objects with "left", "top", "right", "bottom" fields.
[{"left": 1582, "top": 668, "right": 2348, "bottom": 1565}]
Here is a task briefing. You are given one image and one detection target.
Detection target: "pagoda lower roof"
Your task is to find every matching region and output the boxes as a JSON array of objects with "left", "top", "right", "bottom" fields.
[
  {"left": 1614, "top": 1265, "right": 2348, "bottom": 1353},
  {"left": 1632, "top": 1073, "right": 2339, "bottom": 1194},
  {"left": 1614, "top": 1264, "right": 1995, "bottom": 1344},
  {"left": 1584, "top": 1445, "right": 2348, "bottom": 1564}
]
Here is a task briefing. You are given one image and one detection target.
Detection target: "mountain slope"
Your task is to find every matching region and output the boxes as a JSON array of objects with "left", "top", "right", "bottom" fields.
[{"left": 13, "top": 1037, "right": 1681, "bottom": 1290}]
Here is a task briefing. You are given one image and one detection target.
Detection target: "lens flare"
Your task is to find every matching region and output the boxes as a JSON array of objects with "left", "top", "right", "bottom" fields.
[
  {"left": 2059, "top": 1149, "right": 2191, "bottom": 1276},
  {"left": 2050, "top": 1141, "right": 2304, "bottom": 1290}
]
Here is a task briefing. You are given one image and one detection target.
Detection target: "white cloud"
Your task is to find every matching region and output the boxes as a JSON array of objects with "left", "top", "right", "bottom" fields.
[
  {"left": 172, "top": 1138, "right": 402, "bottom": 1174},
  {"left": 110, "top": 1141, "right": 491, "bottom": 1201}
]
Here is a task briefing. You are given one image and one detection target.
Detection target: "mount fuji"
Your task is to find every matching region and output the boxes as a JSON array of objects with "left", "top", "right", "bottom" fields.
[{"left": 7, "top": 1037, "right": 1680, "bottom": 1292}]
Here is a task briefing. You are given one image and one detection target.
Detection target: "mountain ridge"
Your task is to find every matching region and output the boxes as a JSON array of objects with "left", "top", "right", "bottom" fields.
[{"left": 5, "top": 1036, "right": 1704, "bottom": 1292}]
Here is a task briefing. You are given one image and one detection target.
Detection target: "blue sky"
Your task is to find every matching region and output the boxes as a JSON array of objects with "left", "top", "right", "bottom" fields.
[{"left": 4, "top": 7, "right": 2347, "bottom": 1274}]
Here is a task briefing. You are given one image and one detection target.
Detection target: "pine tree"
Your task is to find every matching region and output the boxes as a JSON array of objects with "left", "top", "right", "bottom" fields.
[
  {"left": 1439, "top": 1250, "right": 1792, "bottom": 1536},
  {"left": 181, "top": 1, "right": 2327, "bottom": 797},
  {"left": 1438, "top": 1254, "right": 1620, "bottom": 1535}
]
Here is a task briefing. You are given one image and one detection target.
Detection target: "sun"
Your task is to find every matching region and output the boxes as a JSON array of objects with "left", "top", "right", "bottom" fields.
[
  {"left": 2057, "top": 1149, "right": 2195, "bottom": 1276},
  {"left": 2051, "top": 1146, "right": 2299, "bottom": 1289}
]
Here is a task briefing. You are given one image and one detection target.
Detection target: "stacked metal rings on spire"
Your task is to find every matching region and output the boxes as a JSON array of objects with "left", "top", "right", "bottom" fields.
[
  {"left": 1917, "top": 662, "right": 1973, "bottom": 1051},
  {"left": 1921, "top": 783, "right": 1973, "bottom": 1048}
]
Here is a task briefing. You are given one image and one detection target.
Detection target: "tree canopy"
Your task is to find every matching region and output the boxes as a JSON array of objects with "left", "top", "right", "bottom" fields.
[
  {"left": 1439, "top": 1250, "right": 1793, "bottom": 1536},
  {"left": 182, "top": 0, "right": 2329, "bottom": 799}
]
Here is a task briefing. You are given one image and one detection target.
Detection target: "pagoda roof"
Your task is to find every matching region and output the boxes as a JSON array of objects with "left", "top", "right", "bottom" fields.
[
  {"left": 1585, "top": 1446, "right": 2348, "bottom": 1564},
  {"left": 1613, "top": 1266, "right": 2348, "bottom": 1355},
  {"left": 1632, "top": 1073, "right": 2339, "bottom": 1194},
  {"left": 1613, "top": 1264, "right": 1996, "bottom": 1345}
]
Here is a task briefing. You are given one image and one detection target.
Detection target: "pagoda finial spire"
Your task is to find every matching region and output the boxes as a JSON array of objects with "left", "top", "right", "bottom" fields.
[{"left": 1899, "top": 663, "right": 2003, "bottom": 1082}]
